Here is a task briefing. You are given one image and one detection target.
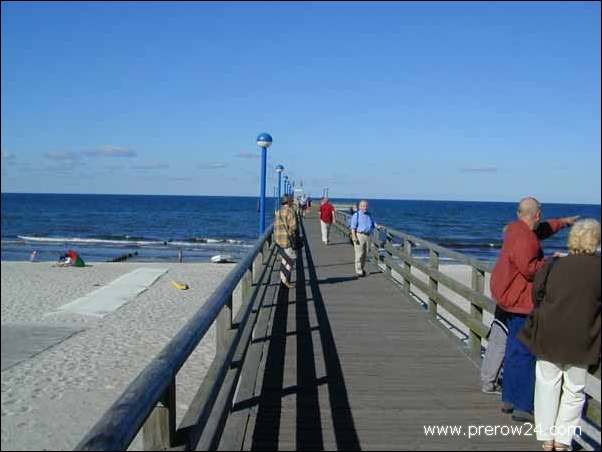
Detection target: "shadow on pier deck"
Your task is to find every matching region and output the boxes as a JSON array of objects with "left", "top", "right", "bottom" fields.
[{"left": 219, "top": 214, "right": 538, "bottom": 450}]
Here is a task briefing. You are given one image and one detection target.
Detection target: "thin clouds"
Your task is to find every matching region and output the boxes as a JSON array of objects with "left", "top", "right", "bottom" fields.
[
  {"left": 198, "top": 162, "right": 228, "bottom": 169},
  {"left": 45, "top": 150, "right": 81, "bottom": 163},
  {"left": 459, "top": 167, "right": 499, "bottom": 174},
  {"left": 169, "top": 176, "right": 194, "bottom": 181},
  {"left": 130, "top": 163, "right": 170, "bottom": 171},
  {"left": 236, "top": 151, "right": 260, "bottom": 159},
  {"left": 83, "top": 145, "right": 137, "bottom": 158}
]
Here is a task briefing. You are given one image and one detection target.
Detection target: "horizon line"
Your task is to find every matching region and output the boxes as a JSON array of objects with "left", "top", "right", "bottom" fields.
[{"left": 1, "top": 191, "right": 600, "bottom": 207}]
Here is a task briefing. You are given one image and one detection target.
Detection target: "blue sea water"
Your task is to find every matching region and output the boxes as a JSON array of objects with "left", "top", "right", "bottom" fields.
[{"left": 1, "top": 193, "right": 600, "bottom": 263}]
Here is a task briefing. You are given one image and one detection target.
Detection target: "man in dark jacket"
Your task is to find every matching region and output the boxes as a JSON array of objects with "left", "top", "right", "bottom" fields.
[{"left": 489, "top": 197, "right": 577, "bottom": 422}]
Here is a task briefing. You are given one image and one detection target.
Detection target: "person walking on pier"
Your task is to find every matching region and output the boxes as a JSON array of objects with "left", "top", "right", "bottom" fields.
[
  {"left": 518, "top": 219, "right": 600, "bottom": 451},
  {"left": 490, "top": 197, "right": 578, "bottom": 423},
  {"left": 274, "top": 194, "right": 299, "bottom": 289},
  {"left": 350, "top": 200, "right": 380, "bottom": 277},
  {"left": 319, "top": 197, "right": 336, "bottom": 245}
]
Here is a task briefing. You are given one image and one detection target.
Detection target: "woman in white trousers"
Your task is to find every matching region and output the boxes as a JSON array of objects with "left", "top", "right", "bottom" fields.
[{"left": 518, "top": 219, "right": 601, "bottom": 451}]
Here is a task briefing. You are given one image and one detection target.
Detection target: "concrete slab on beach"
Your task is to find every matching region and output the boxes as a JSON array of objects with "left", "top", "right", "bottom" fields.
[
  {"left": 56, "top": 267, "right": 168, "bottom": 317},
  {"left": 1, "top": 324, "right": 83, "bottom": 371}
]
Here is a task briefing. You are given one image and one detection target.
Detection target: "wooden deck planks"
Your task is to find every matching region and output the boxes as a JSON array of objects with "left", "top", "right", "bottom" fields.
[{"left": 222, "top": 214, "right": 538, "bottom": 451}]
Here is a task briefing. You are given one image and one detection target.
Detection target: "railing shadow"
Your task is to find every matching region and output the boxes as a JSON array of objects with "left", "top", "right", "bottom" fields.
[
  {"left": 251, "top": 283, "right": 289, "bottom": 450},
  {"left": 304, "top": 225, "right": 362, "bottom": 451},
  {"left": 250, "top": 222, "right": 360, "bottom": 451}
]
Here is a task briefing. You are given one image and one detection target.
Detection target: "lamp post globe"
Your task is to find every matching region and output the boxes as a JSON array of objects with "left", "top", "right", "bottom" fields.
[
  {"left": 256, "top": 133, "right": 273, "bottom": 149},
  {"left": 256, "top": 133, "right": 273, "bottom": 235}
]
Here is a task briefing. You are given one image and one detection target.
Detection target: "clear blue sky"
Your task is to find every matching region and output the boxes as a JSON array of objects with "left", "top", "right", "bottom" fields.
[{"left": 1, "top": 1, "right": 600, "bottom": 204}]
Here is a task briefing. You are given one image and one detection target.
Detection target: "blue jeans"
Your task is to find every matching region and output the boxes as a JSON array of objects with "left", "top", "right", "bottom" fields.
[{"left": 502, "top": 314, "right": 535, "bottom": 413}]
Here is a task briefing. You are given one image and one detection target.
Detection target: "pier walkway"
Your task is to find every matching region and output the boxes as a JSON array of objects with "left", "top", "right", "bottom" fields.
[
  {"left": 77, "top": 209, "right": 600, "bottom": 451},
  {"left": 220, "top": 212, "right": 537, "bottom": 450}
]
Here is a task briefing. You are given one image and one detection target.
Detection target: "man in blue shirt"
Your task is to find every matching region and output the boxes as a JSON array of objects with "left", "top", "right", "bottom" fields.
[{"left": 350, "top": 200, "right": 380, "bottom": 276}]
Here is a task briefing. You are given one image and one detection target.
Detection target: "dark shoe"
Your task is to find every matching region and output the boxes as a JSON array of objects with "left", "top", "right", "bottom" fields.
[
  {"left": 511, "top": 410, "right": 534, "bottom": 424},
  {"left": 501, "top": 403, "right": 514, "bottom": 414}
]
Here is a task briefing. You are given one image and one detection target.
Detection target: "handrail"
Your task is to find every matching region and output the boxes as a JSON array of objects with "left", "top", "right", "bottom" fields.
[
  {"left": 335, "top": 210, "right": 493, "bottom": 272},
  {"left": 332, "top": 209, "right": 600, "bottom": 450},
  {"left": 76, "top": 225, "right": 275, "bottom": 451}
]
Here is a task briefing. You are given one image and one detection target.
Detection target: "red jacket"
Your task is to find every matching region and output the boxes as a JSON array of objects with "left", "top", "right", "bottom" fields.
[{"left": 490, "top": 219, "right": 567, "bottom": 315}]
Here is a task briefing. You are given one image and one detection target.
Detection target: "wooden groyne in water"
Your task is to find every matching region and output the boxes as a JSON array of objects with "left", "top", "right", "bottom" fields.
[{"left": 75, "top": 209, "right": 601, "bottom": 451}]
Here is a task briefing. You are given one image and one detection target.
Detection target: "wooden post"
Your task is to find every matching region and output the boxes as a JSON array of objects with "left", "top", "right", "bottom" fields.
[
  {"left": 470, "top": 267, "right": 485, "bottom": 361},
  {"left": 142, "top": 380, "right": 176, "bottom": 450},
  {"left": 428, "top": 250, "right": 439, "bottom": 319},
  {"left": 261, "top": 241, "right": 267, "bottom": 264},
  {"left": 403, "top": 238, "right": 412, "bottom": 293},
  {"left": 216, "top": 295, "right": 233, "bottom": 356},
  {"left": 370, "top": 230, "right": 378, "bottom": 264},
  {"left": 241, "top": 268, "right": 253, "bottom": 304},
  {"left": 253, "top": 252, "right": 261, "bottom": 284},
  {"left": 383, "top": 236, "right": 391, "bottom": 277}
]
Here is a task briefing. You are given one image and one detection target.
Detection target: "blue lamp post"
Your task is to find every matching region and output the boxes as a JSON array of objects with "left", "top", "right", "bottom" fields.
[
  {"left": 275, "top": 164, "right": 284, "bottom": 203},
  {"left": 256, "top": 132, "right": 273, "bottom": 235},
  {"left": 283, "top": 175, "right": 289, "bottom": 198}
]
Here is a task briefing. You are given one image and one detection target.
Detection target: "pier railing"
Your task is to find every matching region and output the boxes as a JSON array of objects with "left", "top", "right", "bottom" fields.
[
  {"left": 332, "top": 209, "right": 601, "bottom": 450},
  {"left": 76, "top": 225, "right": 277, "bottom": 451}
]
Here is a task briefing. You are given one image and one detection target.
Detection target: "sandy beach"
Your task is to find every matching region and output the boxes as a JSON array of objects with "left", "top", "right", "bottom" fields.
[{"left": 1, "top": 261, "right": 236, "bottom": 451}]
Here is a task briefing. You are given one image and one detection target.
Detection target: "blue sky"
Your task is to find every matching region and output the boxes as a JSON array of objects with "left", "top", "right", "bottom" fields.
[{"left": 1, "top": 1, "right": 600, "bottom": 204}]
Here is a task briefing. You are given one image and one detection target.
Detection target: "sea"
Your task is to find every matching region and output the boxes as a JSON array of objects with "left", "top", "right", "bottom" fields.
[{"left": 1, "top": 193, "right": 600, "bottom": 264}]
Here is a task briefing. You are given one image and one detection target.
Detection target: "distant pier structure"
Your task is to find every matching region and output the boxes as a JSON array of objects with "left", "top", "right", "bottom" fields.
[{"left": 77, "top": 208, "right": 601, "bottom": 451}]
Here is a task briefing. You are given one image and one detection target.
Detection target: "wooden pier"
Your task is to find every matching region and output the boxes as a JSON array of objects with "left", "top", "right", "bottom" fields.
[{"left": 76, "top": 208, "right": 601, "bottom": 451}]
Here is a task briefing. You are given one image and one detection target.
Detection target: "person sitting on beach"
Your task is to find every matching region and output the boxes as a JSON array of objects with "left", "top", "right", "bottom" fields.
[
  {"left": 274, "top": 194, "right": 299, "bottom": 289},
  {"left": 490, "top": 197, "right": 578, "bottom": 423},
  {"left": 517, "top": 219, "right": 600, "bottom": 451}
]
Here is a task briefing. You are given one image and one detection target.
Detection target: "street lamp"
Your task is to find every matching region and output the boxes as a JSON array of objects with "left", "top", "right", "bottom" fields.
[
  {"left": 256, "top": 132, "right": 272, "bottom": 235},
  {"left": 283, "top": 175, "right": 289, "bottom": 197},
  {"left": 275, "top": 164, "right": 284, "bottom": 203}
]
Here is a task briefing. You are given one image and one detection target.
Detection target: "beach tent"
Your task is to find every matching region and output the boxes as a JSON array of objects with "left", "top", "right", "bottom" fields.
[{"left": 66, "top": 250, "right": 85, "bottom": 267}]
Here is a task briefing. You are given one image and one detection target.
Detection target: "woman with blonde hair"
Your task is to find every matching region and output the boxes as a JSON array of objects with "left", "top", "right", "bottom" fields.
[{"left": 519, "top": 219, "right": 601, "bottom": 451}]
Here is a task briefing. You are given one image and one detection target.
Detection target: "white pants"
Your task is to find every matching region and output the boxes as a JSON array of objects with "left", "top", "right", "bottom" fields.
[
  {"left": 354, "top": 233, "right": 371, "bottom": 274},
  {"left": 320, "top": 220, "right": 332, "bottom": 243},
  {"left": 534, "top": 359, "right": 587, "bottom": 445}
]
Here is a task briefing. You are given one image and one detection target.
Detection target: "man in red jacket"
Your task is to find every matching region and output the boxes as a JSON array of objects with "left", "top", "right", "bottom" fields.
[{"left": 490, "top": 197, "right": 577, "bottom": 423}]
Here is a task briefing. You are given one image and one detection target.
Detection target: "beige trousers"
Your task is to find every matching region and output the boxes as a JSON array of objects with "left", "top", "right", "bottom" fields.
[
  {"left": 534, "top": 359, "right": 587, "bottom": 445},
  {"left": 353, "top": 233, "right": 371, "bottom": 274}
]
